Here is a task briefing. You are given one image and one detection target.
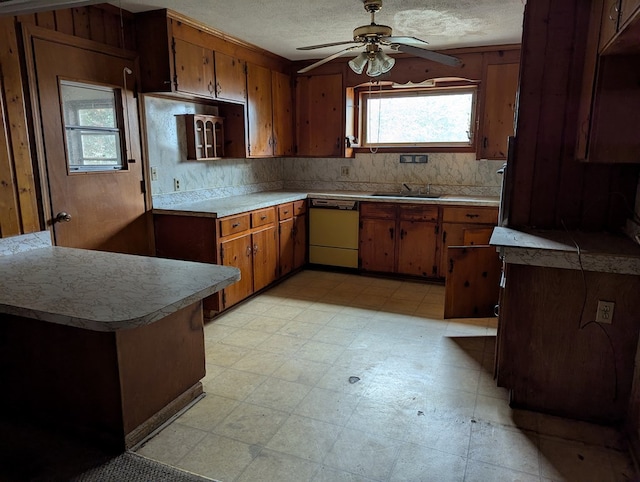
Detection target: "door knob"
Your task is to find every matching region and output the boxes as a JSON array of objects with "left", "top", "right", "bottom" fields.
[{"left": 55, "top": 211, "right": 72, "bottom": 223}]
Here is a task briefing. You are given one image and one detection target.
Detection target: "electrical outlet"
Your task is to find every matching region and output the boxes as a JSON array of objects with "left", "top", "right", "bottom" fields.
[
  {"left": 596, "top": 300, "right": 615, "bottom": 324},
  {"left": 341, "top": 166, "right": 350, "bottom": 177},
  {"left": 150, "top": 167, "right": 158, "bottom": 181},
  {"left": 173, "top": 178, "right": 181, "bottom": 191}
]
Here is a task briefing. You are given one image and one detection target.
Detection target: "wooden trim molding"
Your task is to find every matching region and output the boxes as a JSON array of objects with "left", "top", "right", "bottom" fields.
[{"left": 0, "top": 17, "right": 41, "bottom": 237}]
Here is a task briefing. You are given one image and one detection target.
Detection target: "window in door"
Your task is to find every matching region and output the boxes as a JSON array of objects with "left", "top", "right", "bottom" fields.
[{"left": 60, "top": 80, "right": 126, "bottom": 172}]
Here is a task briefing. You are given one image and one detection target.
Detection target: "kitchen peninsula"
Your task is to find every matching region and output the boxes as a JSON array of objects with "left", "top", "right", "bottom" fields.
[{"left": 0, "top": 232, "right": 240, "bottom": 450}]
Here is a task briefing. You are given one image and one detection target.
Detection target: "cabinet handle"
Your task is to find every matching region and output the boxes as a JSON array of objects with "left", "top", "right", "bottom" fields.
[
  {"left": 246, "top": 245, "right": 252, "bottom": 256},
  {"left": 389, "top": 228, "right": 394, "bottom": 239},
  {"left": 208, "top": 81, "right": 214, "bottom": 95},
  {"left": 449, "top": 259, "right": 454, "bottom": 274},
  {"left": 483, "top": 137, "right": 488, "bottom": 149},
  {"left": 609, "top": 1, "right": 619, "bottom": 21},
  {"left": 232, "top": 222, "right": 241, "bottom": 228},
  {"left": 253, "top": 244, "right": 259, "bottom": 254},
  {"left": 260, "top": 215, "right": 267, "bottom": 220},
  {"left": 400, "top": 229, "right": 406, "bottom": 240},
  {"left": 283, "top": 210, "right": 289, "bottom": 214},
  {"left": 216, "top": 81, "right": 222, "bottom": 96},
  {"left": 465, "top": 213, "right": 480, "bottom": 219}
]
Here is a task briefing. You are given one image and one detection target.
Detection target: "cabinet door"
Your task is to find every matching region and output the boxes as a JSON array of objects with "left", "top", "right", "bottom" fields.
[
  {"left": 272, "top": 70, "right": 294, "bottom": 156},
  {"left": 440, "top": 222, "right": 490, "bottom": 277},
  {"left": 599, "top": 0, "right": 621, "bottom": 51},
  {"left": 444, "top": 245, "right": 501, "bottom": 318},
  {"left": 279, "top": 218, "right": 294, "bottom": 277},
  {"left": 252, "top": 225, "right": 278, "bottom": 292},
  {"left": 477, "top": 63, "right": 519, "bottom": 160},
  {"left": 620, "top": 0, "right": 640, "bottom": 27},
  {"left": 214, "top": 51, "right": 246, "bottom": 103},
  {"left": 293, "top": 213, "right": 307, "bottom": 270},
  {"left": 296, "top": 73, "right": 344, "bottom": 157},
  {"left": 359, "top": 218, "right": 396, "bottom": 273},
  {"left": 246, "top": 63, "right": 274, "bottom": 157},
  {"left": 397, "top": 220, "right": 438, "bottom": 277},
  {"left": 220, "top": 234, "right": 253, "bottom": 309},
  {"left": 173, "top": 38, "right": 214, "bottom": 97}
]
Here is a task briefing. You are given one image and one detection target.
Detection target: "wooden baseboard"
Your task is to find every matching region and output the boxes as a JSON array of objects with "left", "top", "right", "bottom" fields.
[{"left": 124, "top": 382, "right": 203, "bottom": 449}]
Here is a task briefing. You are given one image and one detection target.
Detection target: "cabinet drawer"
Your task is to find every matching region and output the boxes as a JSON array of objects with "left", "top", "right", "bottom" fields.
[
  {"left": 252, "top": 207, "right": 276, "bottom": 227},
  {"left": 442, "top": 206, "right": 498, "bottom": 224},
  {"left": 293, "top": 200, "right": 307, "bottom": 216},
  {"left": 399, "top": 204, "right": 439, "bottom": 222},
  {"left": 360, "top": 202, "right": 396, "bottom": 219},
  {"left": 278, "top": 203, "right": 294, "bottom": 220},
  {"left": 219, "top": 213, "right": 250, "bottom": 237}
]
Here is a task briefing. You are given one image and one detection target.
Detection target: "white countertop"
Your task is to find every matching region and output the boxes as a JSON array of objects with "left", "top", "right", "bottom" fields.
[
  {"left": 490, "top": 226, "right": 640, "bottom": 275},
  {"left": 0, "top": 245, "right": 240, "bottom": 332},
  {"left": 153, "top": 190, "right": 500, "bottom": 218}
]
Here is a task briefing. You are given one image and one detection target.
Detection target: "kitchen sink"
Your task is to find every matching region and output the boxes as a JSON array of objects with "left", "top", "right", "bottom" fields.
[{"left": 371, "top": 192, "right": 441, "bottom": 199}]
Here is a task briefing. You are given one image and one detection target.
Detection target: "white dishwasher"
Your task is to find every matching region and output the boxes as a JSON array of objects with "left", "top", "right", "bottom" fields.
[{"left": 308, "top": 199, "right": 359, "bottom": 268}]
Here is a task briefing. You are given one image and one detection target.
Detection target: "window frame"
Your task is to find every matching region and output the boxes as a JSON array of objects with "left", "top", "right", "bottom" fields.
[
  {"left": 59, "top": 79, "right": 128, "bottom": 174},
  {"left": 351, "top": 82, "right": 479, "bottom": 153}
]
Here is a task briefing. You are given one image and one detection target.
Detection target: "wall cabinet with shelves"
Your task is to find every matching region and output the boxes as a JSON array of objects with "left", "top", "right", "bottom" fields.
[{"left": 183, "top": 114, "right": 224, "bottom": 160}]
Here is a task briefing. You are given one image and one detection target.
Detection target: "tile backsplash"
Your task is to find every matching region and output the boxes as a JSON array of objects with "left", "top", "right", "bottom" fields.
[
  {"left": 282, "top": 153, "right": 503, "bottom": 197},
  {"left": 146, "top": 96, "right": 504, "bottom": 207}
]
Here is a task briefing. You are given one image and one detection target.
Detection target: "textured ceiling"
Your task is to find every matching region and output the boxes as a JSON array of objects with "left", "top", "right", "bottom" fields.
[{"left": 113, "top": 0, "right": 525, "bottom": 60}]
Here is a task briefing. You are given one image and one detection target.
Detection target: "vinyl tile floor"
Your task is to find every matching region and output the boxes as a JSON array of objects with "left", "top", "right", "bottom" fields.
[{"left": 136, "top": 270, "right": 636, "bottom": 482}]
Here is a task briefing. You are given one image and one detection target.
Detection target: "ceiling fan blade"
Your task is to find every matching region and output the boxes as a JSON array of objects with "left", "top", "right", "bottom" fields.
[
  {"left": 297, "top": 40, "right": 361, "bottom": 50},
  {"left": 384, "top": 36, "right": 429, "bottom": 46},
  {"left": 297, "top": 46, "right": 362, "bottom": 74},
  {"left": 394, "top": 44, "right": 462, "bottom": 67}
]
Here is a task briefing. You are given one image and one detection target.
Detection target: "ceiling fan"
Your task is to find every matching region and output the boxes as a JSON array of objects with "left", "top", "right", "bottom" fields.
[{"left": 296, "top": 0, "right": 463, "bottom": 77}]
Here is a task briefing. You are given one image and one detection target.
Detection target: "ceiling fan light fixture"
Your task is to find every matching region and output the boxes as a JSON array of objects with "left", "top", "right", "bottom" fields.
[
  {"left": 348, "top": 52, "right": 369, "bottom": 75},
  {"left": 377, "top": 50, "right": 395, "bottom": 73},
  {"left": 363, "top": 50, "right": 395, "bottom": 77}
]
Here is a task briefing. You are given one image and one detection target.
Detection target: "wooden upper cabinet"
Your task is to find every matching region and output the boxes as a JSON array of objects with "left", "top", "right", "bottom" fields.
[
  {"left": 620, "top": 0, "right": 640, "bottom": 27},
  {"left": 577, "top": 0, "right": 640, "bottom": 163},
  {"left": 272, "top": 70, "right": 294, "bottom": 156},
  {"left": 135, "top": 11, "right": 248, "bottom": 103},
  {"left": 246, "top": 62, "right": 274, "bottom": 157},
  {"left": 213, "top": 51, "right": 247, "bottom": 103},
  {"left": 296, "top": 73, "right": 344, "bottom": 157},
  {"left": 477, "top": 62, "right": 519, "bottom": 160},
  {"left": 173, "top": 38, "right": 215, "bottom": 97},
  {"left": 600, "top": 0, "right": 621, "bottom": 51}
]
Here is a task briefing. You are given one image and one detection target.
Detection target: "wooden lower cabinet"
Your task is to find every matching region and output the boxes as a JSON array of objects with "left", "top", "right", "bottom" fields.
[
  {"left": 439, "top": 206, "right": 499, "bottom": 277},
  {"left": 155, "top": 202, "right": 306, "bottom": 316},
  {"left": 292, "top": 211, "right": 307, "bottom": 270},
  {"left": 219, "top": 233, "right": 253, "bottom": 308},
  {"left": 219, "top": 207, "right": 278, "bottom": 310},
  {"left": 440, "top": 206, "right": 499, "bottom": 318},
  {"left": 252, "top": 225, "right": 278, "bottom": 293},
  {"left": 359, "top": 202, "right": 439, "bottom": 277},
  {"left": 278, "top": 201, "right": 307, "bottom": 277}
]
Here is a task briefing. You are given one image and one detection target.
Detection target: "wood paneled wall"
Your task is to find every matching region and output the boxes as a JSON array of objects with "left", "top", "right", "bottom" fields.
[
  {"left": 509, "top": 0, "right": 639, "bottom": 231},
  {"left": 0, "top": 5, "right": 136, "bottom": 238}
]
